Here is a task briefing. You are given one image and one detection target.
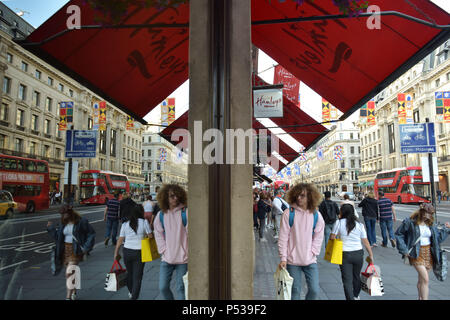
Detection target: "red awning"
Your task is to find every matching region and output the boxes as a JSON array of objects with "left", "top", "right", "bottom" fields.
[
  {"left": 18, "top": 0, "right": 450, "bottom": 122},
  {"left": 159, "top": 110, "right": 298, "bottom": 172}
]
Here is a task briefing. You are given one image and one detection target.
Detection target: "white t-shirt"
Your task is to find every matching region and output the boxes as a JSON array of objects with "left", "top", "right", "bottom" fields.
[
  {"left": 143, "top": 200, "right": 154, "bottom": 213},
  {"left": 331, "top": 219, "right": 367, "bottom": 252},
  {"left": 419, "top": 225, "right": 431, "bottom": 246},
  {"left": 63, "top": 223, "right": 74, "bottom": 243},
  {"left": 119, "top": 218, "right": 152, "bottom": 250},
  {"left": 272, "top": 197, "right": 289, "bottom": 216}
]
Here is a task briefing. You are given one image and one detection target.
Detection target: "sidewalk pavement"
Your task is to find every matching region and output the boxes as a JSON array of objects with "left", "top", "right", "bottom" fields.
[{"left": 1, "top": 223, "right": 449, "bottom": 300}]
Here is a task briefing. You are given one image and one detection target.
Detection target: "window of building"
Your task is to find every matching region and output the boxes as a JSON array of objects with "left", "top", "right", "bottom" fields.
[
  {"left": 350, "top": 146, "right": 354, "bottom": 154},
  {"left": 447, "top": 72, "right": 450, "bottom": 81},
  {"left": 21, "top": 61, "right": 28, "bottom": 72},
  {"left": 3, "top": 76, "right": 11, "bottom": 94},
  {"left": 0, "top": 103, "right": 8, "bottom": 121},
  {"left": 99, "top": 130, "right": 107, "bottom": 155},
  {"left": 46, "top": 97, "right": 53, "bottom": 112},
  {"left": 435, "top": 78, "right": 440, "bottom": 88},
  {"left": 0, "top": 134, "right": 6, "bottom": 149},
  {"left": 16, "top": 109, "right": 25, "bottom": 126},
  {"left": 32, "top": 91, "right": 41, "bottom": 106},
  {"left": 413, "top": 110, "right": 420, "bottom": 123},
  {"left": 32, "top": 114, "right": 38, "bottom": 131},
  {"left": 148, "top": 149, "right": 152, "bottom": 157},
  {"left": 6, "top": 53, "right": 13, "bottom": 63},
  {"left": 69, "top": 89, "right": 74, "bottom": 97},
  {"left": 18, "top": 84, "right": 26, "bottom": 100},
  {"left": 35, "top": 70, "right": 41, "bottom": 79},
  {"left": 44, "top": 119, "right": 51, "bottom": 135},
  {"left": 48, "top": 77, "right": 53, "bottom": 86},
  {"left": 29, "top": 141, "right": 36, "bottom": 155},
  {"left": 15, "top": 138, "right": 23, "bottom": 152},
  {"left": 110, "top": 129, "right": 117, "bottom": 157},
  {"left": 388, "top": 123, "right": 396, "bottom": 154},
  {"left": 56, "top": 148, "right": 61, "bottom": 159},
  {"left": 58, "top": 83, "right": 64, "bottom": 92}
]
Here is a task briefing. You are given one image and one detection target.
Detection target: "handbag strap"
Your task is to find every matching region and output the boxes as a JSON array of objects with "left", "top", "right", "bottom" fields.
[
  {"left": 110, "top": 260, "right": 124, "bottom": 273},
  {"left": 407, "top": 235, "right": 421, "bottom": 255}
]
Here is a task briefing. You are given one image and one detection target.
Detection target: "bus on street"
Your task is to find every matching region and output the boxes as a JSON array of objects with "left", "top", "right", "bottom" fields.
[
  {"left": 79, "top": 170, "right": 129, "bottom": 205},
  {"left": 374, "top": 166, "right": 431, "bottom": 204}
]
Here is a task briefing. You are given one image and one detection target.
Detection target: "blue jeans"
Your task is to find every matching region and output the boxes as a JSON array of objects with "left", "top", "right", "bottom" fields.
[
  {"left": 286, "top": 263, "right": 320, "bottom": 300},
  {"left": 105, "top": 218, "right": 119, "bottom": 244},
  {"left": 364, "top": 218, "right": 377, "bottom": 245},
  {"left": 379, "top": 218, "right": 394, "bottom": 246},
  {"left": 159, "top": 261, "right": 187, "bottom": 300}
]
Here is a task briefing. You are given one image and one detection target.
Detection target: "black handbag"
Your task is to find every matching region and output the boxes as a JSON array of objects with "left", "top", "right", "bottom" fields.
[{"left": 51, "top": 245, "right": 63, "bottom": 276}]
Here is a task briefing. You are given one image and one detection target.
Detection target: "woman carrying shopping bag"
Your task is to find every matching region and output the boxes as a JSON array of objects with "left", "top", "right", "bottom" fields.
[
  {"left": 47, "top": 205, "right": 96, "bottom": 300},
  {"left": 114, "top": 204, "right": 152, "bottom": 300},
  {"left": 329, "top": 204, "right": 374, "bottom": 300},
  {"left": 278, "top": 183, "right": 325, "bottom": 300},
  {"left": 395, "top": 203, "right": 450, "bottom": 300}
]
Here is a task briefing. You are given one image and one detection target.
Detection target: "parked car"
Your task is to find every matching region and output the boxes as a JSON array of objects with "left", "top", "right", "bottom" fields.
[{"left": 0, "top": 190, "right": 17, "bottom": 219}]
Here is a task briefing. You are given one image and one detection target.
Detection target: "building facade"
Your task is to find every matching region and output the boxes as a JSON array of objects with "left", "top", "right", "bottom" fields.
[
  {"left": 142, "top": 126, "right": 188, "bottom": 194},
  {"left": 290, "top": 119, "right": 361, "bottom": 196},
  {"left": 359, "top": 42, "right": 450, "bottom": 194},
  {"left": 0, "top": 3, "right": 144, "bottom": 200}
]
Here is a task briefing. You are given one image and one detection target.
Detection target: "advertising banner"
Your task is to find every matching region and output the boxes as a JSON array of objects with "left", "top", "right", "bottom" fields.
[{"left": 273, "top": 65, "right": 300, "bottom": 108}]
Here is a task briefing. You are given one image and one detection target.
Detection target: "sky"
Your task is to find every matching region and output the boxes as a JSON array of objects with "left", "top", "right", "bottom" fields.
[{"left": 2, "top": 0, "right": 450, "bottom": 146}]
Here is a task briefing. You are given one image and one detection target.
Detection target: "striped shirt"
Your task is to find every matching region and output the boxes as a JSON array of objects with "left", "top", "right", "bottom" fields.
[
  {"left": 377, "top": 197, "right": 393, "bottom": 220},
  {"left": 106, "top": 198, "right": 120, "bottom": 220}
]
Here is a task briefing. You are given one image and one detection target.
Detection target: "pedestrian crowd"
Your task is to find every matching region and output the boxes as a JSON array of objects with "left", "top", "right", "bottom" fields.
[
  {"left": 47, "top": 184, "right": 189, "bottom": 301},
  {"left": 46, "top": 181, "right": 450, "bottom": 301},
  {"left": 255, "top": 184, "right": 450, "bottom": 300}
]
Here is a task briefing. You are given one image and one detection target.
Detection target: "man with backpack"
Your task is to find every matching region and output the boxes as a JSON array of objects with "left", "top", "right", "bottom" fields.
[
  {"left": 272, "top": 189, "right": 289, "bottom": 241},
  {"left": 318, "top": 191, "right": 339, "bottom": 250}
]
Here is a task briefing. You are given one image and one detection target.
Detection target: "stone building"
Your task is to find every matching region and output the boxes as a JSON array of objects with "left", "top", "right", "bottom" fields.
[{"left": 0, "top": 3, "right": 144, "bottom": 199}]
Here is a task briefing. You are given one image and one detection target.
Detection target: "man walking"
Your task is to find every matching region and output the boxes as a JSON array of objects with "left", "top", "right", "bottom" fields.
[
  {"left": 318, "top": 191, "right": 339, "bottom": 250},
  {"left": 377, "top": 191, "right": 397, "bottom": 248},
  {"left": 272, "top": 190, "right": 289, "bottom": 241},
  {"left": 104, "top": 192, "right": 121, "bottom": 246}
]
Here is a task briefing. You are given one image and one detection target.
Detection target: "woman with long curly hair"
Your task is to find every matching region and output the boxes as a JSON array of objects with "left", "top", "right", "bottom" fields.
[
  {"left": 277, "top": 183, "right": 325, "bottom": 300},
  {"left": 395, "top": 203, "right": 450, "bottom": 300},
  {"left": 154, "top": 184, "right": 188, "bottom": 300}
]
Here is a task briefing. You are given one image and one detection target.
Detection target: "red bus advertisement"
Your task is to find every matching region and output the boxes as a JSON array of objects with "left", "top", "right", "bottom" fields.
[
  {"left": 0, "top": 154, "right": 50, "bottom": 212},
  {"left": 374, "top": 166, "right": 431, "bottom": 204},
  {"left": 79, "top": 170, "right": 129, "bottom": 205}
]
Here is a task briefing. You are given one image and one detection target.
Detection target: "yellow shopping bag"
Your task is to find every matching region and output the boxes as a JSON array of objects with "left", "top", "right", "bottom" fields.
[
  {"left": 141, "top": 237, "right": 161, "bottom": 262},
  {"left": 324, "top": 239, "right": 343, "bottom": 265}
]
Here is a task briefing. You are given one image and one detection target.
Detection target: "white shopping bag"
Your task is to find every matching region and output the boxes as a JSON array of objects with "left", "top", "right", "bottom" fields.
[
  {"left": 183, "top": 271, "right": 188, "bottom": 300},
  {"left": 274, "top": 267, "right": 294, "bottom": 300},
  {"left": 360, "top": 264, "right": 384, "bottom": 297},
  {"left": 105, "top": 261, "right": 128, "bottom": 292}
]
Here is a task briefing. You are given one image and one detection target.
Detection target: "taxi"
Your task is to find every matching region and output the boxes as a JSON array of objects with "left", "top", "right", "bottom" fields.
[{"left": 0, "top": 190, "right": 17, "bottom": 219}]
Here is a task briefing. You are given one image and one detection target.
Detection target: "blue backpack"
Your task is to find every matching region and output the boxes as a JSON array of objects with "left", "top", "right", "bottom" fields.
[
  {"left": 289, "top": 207, "right": 319, "bottom": 235},
  {"left": 159, "top": 208, "right": 187, "bottom": 234}
]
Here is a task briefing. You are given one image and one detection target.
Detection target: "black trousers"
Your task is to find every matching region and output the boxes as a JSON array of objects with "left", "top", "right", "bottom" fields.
[
  {"left": 339, "top": 249, "right": 364, "bottom": 300},
  {"left": 123, "top": 247, "right": 145, "bottom": 300}
]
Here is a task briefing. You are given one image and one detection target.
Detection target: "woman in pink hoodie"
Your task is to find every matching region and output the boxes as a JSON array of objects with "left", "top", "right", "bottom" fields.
[
  {"left": 154, "top": 184, "right": 188, "bottom": 300},
  {"left": 278, "top": 183, "right": 325, "bottom": 300}
]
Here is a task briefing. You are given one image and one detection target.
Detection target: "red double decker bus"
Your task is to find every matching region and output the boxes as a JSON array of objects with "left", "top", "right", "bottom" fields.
[
  {"left": 374, "top": 166, "right": 431, "bottom": 204},
  {"left": 79, "top": 170, "right": 129, "bottom": 205},
  {"left": 0, "top": 154, "right": 50, "bottom": 212}
]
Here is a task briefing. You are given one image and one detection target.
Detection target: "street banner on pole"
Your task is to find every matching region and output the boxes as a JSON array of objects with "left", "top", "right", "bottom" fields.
[
  {"left": 99, "top": 101, "right": 107, "bottom": 131},
  {"left": 273, "top": 65, "right": 300, "bottom": 108},
  {"left": 367, "top": 100, "right": 376, "bottom": 125},
  {"left": 59, "top": 102, "right": 73, "bottom": 130}
]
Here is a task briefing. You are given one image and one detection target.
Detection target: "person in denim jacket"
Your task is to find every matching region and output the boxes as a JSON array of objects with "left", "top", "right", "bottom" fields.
[
  {"left": 47, "top": 205, "right": 96, "bottom": 300},
  {"left": 395, "top": 203, "right": 450, "bottom": 300}
]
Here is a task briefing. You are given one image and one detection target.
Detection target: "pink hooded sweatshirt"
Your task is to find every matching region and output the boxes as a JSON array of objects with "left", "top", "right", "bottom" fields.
[
  {"left": 278, "top": 204, "right": 325, "bottom": 266},
  {"left": 154, "top": 205, "right": 188, "bottom": 265}
]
